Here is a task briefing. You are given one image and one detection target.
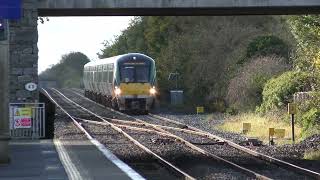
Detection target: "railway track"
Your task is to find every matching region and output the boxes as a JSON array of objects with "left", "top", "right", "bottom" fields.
[
  {"left": 46, "top": 88, "right": 263, "bottom": 179},
  {"left": 43, "top": 88, "right": 195, "bottom": 180},
  {"left": 66, "top": 88, "right": 320, "bottom": 179}
]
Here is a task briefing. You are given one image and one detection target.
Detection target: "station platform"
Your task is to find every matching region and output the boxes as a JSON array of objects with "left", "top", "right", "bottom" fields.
[{"left": 0, "top": 139, "right": 143, "bottom": 180}]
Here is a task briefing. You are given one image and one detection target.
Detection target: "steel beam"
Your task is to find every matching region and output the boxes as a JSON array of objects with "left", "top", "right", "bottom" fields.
[{"left": 37, "top": 0, "right": 320, "bottom": 16}]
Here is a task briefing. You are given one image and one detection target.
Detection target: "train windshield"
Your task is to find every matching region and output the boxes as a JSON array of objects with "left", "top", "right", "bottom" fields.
[{"left": 120, "top": 65, "right": 150, "bottom": 83}]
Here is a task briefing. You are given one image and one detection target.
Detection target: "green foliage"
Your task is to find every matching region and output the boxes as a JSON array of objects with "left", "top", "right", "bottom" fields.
[
  {"left": 206, "top": 98, "right": 226, "bottom": 113},
  {"left": 99, "top": 16, "right": 291, "bottom": 108},
  {"left": 39, "top": 52, "right": 90, "bottom": 88},
  {"left": 242, "top": 36, "right": 288, "bottom": 63},
  {"left": 288, "top": 15, "right": 320, "bottom": 90},
  {"left": 227, "top": 56, "right": 290, "bottom": 112},
  {"left": 295, "top": 92, "right": 320, "bottom": 137},
  {"left": 258, "top": 71, "right": 311, "bottom": 112},
  {"left": 300, "top": 108, "right": 320, "bottom": 135},
  {"left": 304, "top": 150, "right": 320, "bottom": 160}
]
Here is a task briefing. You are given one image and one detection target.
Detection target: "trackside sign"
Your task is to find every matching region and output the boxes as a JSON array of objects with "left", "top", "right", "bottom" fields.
[
  {"left": 13, "top": 107, "right": 32, "bottom": 128},
  {"left": 0, "top": 0, "right": 21, "bottom": 19}
]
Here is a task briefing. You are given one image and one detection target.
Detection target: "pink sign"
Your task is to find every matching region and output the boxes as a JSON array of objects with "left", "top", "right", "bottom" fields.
[{"left": 14, "top": 118, "right": 32, "bottom": 128}]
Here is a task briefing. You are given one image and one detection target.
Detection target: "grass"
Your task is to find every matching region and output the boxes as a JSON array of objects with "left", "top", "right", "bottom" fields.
[
  {"left": 304, "top": 150, "right": 320, "bottom": 160},
  {"left": 217, "top": 112, "right": 302, "bottom": 145}
]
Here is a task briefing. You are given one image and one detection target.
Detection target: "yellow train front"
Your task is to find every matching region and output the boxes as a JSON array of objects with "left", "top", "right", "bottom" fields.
[{"left": 83, "top": 53, "right": 157, "bottom": 113}]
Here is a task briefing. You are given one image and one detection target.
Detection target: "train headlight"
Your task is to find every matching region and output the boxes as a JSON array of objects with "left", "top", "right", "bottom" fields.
[
  {"left": 115, "top": 87, "right": 121, "bottom": 95},
  {"left": 149, "top": 87, "right": 156, "bottom": 95}
]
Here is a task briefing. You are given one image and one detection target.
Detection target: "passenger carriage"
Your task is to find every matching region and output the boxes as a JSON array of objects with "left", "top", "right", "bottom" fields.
[{"left": 83, "top": 53, "right": 157, "bottom": 113}]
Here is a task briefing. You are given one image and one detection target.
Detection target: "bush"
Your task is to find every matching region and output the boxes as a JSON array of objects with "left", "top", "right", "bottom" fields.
[
  {"left": 258, "top": 71, "right": 312, "bottom": 112},
  {"left": 247, "top": 36, "right": 288, "bottom": 59},
  {"left": 206, "top": 98, "right": 226, "bottom": 112},
  {"left": 227, "top": 55, "right": 289, "bottom": 111},
  {"left": 296, "top": 92, "right": 320, "bottom": 137},
  {"left": 301, "top": 108, "right": 320, "bottom": 134}
]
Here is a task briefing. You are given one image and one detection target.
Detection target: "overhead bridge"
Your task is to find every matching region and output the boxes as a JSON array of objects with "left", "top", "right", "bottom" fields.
[{"left": 37, "top": 0, "right": 320, "bottom": 16}]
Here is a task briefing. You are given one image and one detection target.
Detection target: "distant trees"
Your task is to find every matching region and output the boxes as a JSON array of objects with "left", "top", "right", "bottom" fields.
[
  {"left": 98, "top": 16, "right": 290, "bottom": 108},
  {"left": 39, "top": 52, "right": 90, "bottom": 88}
]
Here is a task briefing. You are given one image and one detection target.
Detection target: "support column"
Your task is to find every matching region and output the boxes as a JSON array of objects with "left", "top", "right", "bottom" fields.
[
  {"left": 0, "top": 19, "right": 10, "bottom": 164},
  {"left": 9, "top": 0, "right": 38, "bottom": 103}
]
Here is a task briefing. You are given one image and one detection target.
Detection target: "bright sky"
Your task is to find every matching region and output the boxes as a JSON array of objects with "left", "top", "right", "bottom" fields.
[{"left": 37, "top": 16, "right": 133, "bottom": 73}]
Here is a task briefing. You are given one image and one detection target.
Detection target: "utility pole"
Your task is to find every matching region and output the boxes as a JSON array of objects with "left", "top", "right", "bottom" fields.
[{"left": 0, "top": 19, "right": 10, "bottom": 164}]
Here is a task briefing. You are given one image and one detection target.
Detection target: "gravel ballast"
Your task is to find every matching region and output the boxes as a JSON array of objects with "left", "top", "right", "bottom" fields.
[
  {"left": 157, "top": 113, "right": 320, "bottom": 174},
  {"left": 55, "top": 88, "right": 320, "bottom": 178}
]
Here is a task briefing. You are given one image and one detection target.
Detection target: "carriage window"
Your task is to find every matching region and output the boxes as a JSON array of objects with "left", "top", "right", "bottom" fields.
[
  {"left": 108, "top": 71, "right": 113, "bottom": 83},
  {"left": 98, "top": 71, "right": 102, "bottom": 82}
]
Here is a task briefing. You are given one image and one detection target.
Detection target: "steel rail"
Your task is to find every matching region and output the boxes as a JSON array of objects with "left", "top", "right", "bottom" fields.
[
  {"left": 149, "top": 114, "right": 320, "bottom": 179},
  {"left": 69, "top": 88, "right": 320, "bottom": 179},
  {"left": 129, "top": 118, "right": 270, "bottom": 180},
  {"left": 64, "top": 89, "right": 270, "bottom": 179},
  {"left": 41, "top": 89, "right": 146, "bottom": 180},
  {"left": 78, "top": 117, "right": 271, "bottom": 179},
  {"left": 50, "top": 88, "right": 196, "bottom": 180},
  {"left": 74, "top": 116, "right": 224, "bottom": 142}
]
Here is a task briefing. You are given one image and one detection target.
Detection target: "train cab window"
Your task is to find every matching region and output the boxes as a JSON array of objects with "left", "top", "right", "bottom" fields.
[
  {"left": 135, "top": 66, "right": 149, "bottom": 82},
  {"left": 121, "top": 67, "right": 135, "bottom": 83},
  {"left": 120, "top": 65, "right": 150, "bottom": 83}
]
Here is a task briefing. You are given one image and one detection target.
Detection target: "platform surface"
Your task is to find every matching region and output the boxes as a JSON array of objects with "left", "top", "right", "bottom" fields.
[
  {"left": 0, "top": 140, "right": 68, "bottom": 180},
  {"left": 0, "top": 139, "right": 137, "bottom": 180}
]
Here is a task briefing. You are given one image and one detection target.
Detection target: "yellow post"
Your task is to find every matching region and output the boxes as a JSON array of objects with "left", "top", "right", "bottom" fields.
[
  {"left": 196, "top": 106, "right": 204, "bottom": 114},
  {"left": 288, "top": 103, "right": 297, "bottom": 114},
  {"left": 242, "top": 123, "right": 251, "bottom": 134},
  {"left": 288, "top": 103, "right": 297, "bottom": 143},
  {"left": 269, "top": 128, "right": 275, "bottom": 145},
  {"left": 274, "top": 129, "right": 286, "bottom": 138}
]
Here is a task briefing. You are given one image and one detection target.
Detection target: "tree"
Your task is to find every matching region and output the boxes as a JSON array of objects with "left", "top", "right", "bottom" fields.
[
  {"left": 39, "top": 52, "right": 90, "bottom": 88},
  {"left": 288, "top": 15, "right": 320, "bottom": 90}
]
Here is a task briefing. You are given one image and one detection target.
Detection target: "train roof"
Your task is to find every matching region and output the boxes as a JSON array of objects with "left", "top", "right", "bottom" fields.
[{"left": 84, "top": 53, "right": 154, "bottom": 67}]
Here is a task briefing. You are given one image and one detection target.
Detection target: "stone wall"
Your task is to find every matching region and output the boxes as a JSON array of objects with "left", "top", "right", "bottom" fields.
[
  {"left": 294, "top": 92, "right": 314, "bottom": 103},
  {"left": 9, "top": 0, "right": 38, "bottom": 103}
]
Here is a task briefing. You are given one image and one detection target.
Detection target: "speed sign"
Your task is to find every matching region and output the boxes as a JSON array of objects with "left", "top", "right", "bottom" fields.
[{"left": 25, "top": 82, "right": 37, "bottom": 91}]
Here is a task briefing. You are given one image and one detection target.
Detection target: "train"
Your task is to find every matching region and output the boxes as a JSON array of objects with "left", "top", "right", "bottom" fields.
[{"left": 83, "top": 53, "right": 157, "bottom": 113}]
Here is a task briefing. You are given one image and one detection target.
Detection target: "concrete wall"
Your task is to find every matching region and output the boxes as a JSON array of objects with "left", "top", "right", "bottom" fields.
[
  {"left": 37, "top": 0, "right": 320, "bottom": 8},
  {"left": 9, "top": 0, "right": 38, "bottom": 103},
  {"left": 37, "top": 0, "right": 320, "bottom": 16}
]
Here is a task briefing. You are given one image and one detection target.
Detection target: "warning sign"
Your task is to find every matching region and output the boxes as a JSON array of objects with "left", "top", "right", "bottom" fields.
[{"left": 13, "top": 107, "right": 32, "bottom": 128}]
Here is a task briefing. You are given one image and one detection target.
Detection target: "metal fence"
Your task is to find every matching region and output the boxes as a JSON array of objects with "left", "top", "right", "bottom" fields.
[{"left": 9, "top": 103, "right": 45, "bottom": 139}]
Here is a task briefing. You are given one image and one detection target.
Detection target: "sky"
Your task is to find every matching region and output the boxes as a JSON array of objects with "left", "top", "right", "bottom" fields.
[{"left": 37, "top": 16, "right": 133, "bottom": 73}]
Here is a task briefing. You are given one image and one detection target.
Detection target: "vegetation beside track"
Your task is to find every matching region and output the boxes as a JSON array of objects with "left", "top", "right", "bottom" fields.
[
  {"left": 216, "top": 112, "right": 303, "bottom": 145},
  {"left": 304, "top": 150, "right": 320, "bottom": 161}
]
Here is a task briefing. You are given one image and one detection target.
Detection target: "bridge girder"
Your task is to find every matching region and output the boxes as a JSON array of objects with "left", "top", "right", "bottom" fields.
[{"left": 37, "top": 0, "right": 320, "bottom": 16}]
